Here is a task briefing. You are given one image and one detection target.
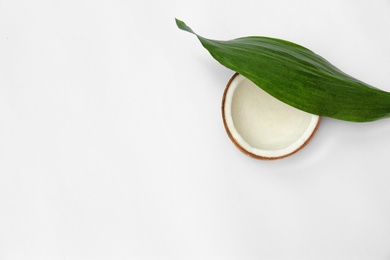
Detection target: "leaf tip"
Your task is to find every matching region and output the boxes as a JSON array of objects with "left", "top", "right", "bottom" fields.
[{"left": 175, "top": 18, "right": 195, "bottom": 34}]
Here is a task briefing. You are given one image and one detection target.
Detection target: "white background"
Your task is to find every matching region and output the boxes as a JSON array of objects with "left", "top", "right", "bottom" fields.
[{"left": 1, "top": 0, "right": 390, "bottom": 259}]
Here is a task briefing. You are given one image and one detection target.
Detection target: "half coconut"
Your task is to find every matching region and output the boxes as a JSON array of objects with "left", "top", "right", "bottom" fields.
[{"left": 222, "top": 73, "right": 320, "bottom": 160}]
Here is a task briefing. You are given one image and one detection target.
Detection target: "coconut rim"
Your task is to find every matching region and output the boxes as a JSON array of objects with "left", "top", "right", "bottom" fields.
[{"left": 222, "top": 73, "right": 321, "bottom": 160}]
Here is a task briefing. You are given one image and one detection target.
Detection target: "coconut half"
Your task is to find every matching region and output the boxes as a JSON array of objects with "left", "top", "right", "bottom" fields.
[{"left": 222, "top": 73, "right": 320, "bottom": 160}]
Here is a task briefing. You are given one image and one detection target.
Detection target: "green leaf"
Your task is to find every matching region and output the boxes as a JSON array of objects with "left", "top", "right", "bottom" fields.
[{"left": 175, "top": 18, "right": 390, "bottom": 122}]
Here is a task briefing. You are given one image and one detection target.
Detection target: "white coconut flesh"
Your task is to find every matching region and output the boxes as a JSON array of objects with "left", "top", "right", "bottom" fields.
[{"left": 223, "top": 74, "right": 320, "bottom": 159}]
